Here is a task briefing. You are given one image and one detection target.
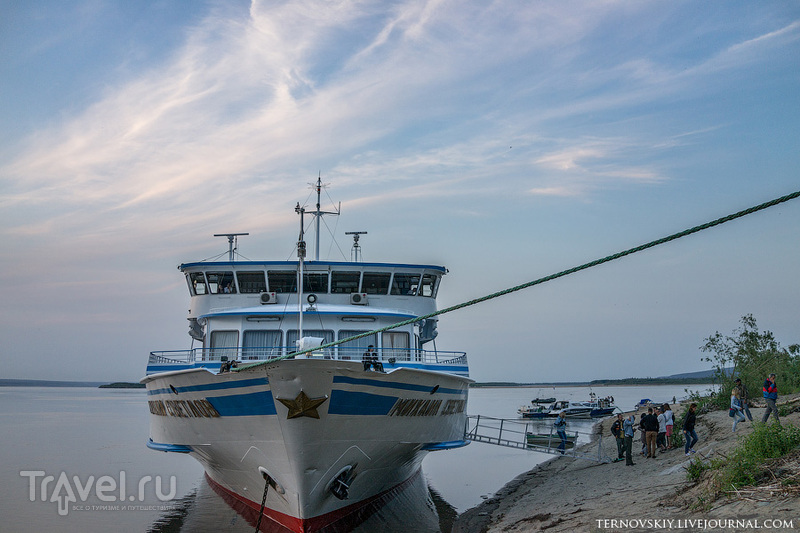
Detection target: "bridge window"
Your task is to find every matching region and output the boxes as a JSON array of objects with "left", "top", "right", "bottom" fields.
[
  {"left": 382, "top": 331, "right": 410, "bottom": 361},
  {"left": 331, "top": 271, "right": 361, "bottom": 293},
  {"left": 268, "top": 271, "right": 297, "bottom": 293},
  {"left": 390, "top": 273, "right": 420, "bottom": 295},
  {"left": 189, "top": 272, "right": 207, "bottom": 295},
  {"left": 207, "top": 271, "right": 236, "bottom": 294},
  {"left": 210, "top": 330, "right": 238, "bottom": 361},
  {"left": 338, "top": 330, "right": 377, "bottom": 360},
  {"left": 303, "top": 272, "right": 329, "bottom": 293},
  {"left": 242, "top": 330, "right": 282, "bottom": 360},
  {"left": 362, "top": 272, "right": 390, "bottom": 295},
  {"left": 237, "top": 271, "right": 266, "bottom": 294},
  {"left": 420, "top": 274, "right": 438, "bottom": 297},
  {"left": 288, "top": 329, "right": 334, "bottom": 358}
]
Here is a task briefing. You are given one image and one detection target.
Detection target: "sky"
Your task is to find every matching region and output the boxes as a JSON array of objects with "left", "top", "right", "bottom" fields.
[{"left": 2, "top": 0, "right": 799, "bottom": 384}]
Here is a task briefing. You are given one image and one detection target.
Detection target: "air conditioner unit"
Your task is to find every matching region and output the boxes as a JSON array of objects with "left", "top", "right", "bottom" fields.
[
  {"left": 260, "top": 292, "right": 278, "bottom": 304},
  {"left": 350, "top": 293, "right": 368, "bottom": 305}
]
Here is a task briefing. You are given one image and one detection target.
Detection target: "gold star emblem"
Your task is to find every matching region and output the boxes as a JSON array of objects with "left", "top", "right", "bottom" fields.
[{"left": 277, "top": 391, "right": 328, "bottom": 419}]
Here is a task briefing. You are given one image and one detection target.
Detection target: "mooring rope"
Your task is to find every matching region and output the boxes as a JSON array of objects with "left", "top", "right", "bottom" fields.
[{"left": 237, "top": 189, "right": 800, "bottom": 372}]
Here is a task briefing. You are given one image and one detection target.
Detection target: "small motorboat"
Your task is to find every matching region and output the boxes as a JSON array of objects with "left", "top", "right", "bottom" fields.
[
  {"left": 634, "top": 398, "right": 654, "bottom": 411},
  {"left": 526, "top": 432, "right": 577, "bottom": 449},
  {"left": 585, "top": 394, "right": 617, "bottom": 417},
  {"left": 520, "top": 400, "right": 593, "bottom": 418},
  {"left": 553, "top": 400, "right": 593, "bottom": 418},
  {"left": 518, "top": 404, "right": 551, "bottom": 418},
  {"left": 531, "top": 397, "right": 556, "bottom": 404}
]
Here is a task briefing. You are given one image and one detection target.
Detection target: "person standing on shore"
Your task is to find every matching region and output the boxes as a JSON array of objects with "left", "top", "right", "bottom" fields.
[
  {"left": 663, "top": 403, "right": 674, "bottom": 449},
  {"left": 611, "top": 414, "right": 625, "bottom": 461},
  {"left": 656, "top": 407, "right": 667, "bottom": 452},
  {"left": 733, "top": 378, "right": 753, "bottom": 422},
  {"left": 642, "top": 407, "right": 659, "bottom": 458},
  {"left": 762, "top": 373, "right": 780, "bottom": 424},
  {"left": 623, "top": 414, "right": 636, "bottom": 466},
  {"left": 554, "top": 411, "right": 568, "bottom": 454},
  {"left": 639, "top": 413, "right": 648, "bottom": 456},
  {"left": 683, "top": 403, "right": 699, "bottom": 456},
  {"left": 731, "top": 390, "right": 746, "bottom": 431}
]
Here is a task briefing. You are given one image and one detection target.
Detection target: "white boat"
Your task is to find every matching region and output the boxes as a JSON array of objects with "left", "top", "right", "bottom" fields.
[
  {"left": 571, "top": 394, "right": 617, "bottom": 418},
  {"left": 554, "top": 400, "right": 593, "bottom": 419},
  {"left": 518, "top": 403, "right": 551, "bottom": 419},
  {"left": 142, "top": 179, "right": 471, "bottom": 532},
  {"left": 519, "top": 400, "right": 592, "bottom": 419}
]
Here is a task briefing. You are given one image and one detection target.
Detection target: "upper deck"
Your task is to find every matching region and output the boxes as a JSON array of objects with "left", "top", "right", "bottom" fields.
[{"left": 180, "top": 260, "right": 448, "bottom": 320}]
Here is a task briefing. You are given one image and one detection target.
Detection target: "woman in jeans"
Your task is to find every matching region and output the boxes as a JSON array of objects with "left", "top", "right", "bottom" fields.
[
  {"left": 731, "top": 390, "right": 746, "bottom": 431},
  {"left": 683, "top": 403, "right": 698, "bottom": 456},
  {"left": 554, "top": 412, "right": 568, "bottom": 454}
]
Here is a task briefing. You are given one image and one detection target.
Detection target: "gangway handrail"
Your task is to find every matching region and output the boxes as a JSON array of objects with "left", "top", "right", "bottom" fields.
[{"left": 465, "top": 415, "right": 613, "bottom": 464}]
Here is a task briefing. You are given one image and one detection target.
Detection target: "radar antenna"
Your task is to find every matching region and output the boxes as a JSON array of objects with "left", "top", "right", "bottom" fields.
[
  {"left": 307, "top": 173, "right": 340, "bottom": 261},
  {"left": 345, "top": 231, "right": 367, "bottom": 262},
  {"left": 213, "top": 233, "right": 249, "bottom": 261}
]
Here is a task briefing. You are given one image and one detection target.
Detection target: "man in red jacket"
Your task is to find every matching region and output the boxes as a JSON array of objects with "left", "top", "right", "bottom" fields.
[{"left": 762, "top": 373, "right": 780, "bottom": 423}]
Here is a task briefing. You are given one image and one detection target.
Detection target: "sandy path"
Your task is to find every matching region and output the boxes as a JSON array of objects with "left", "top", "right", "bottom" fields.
[{"left": 453, "top": 398, "right": 800, "bottom": 533}]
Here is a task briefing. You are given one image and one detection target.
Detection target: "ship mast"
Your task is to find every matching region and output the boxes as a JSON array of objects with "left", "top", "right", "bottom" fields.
[
  {"left": 295, "top": 203, "right": 307, "bottom": 347},
  {"left": 309, "top": 174, "right": 340, "bottom": 261},
  {"left": 295, "top": 174, "right": 340, "bottom": 354}
]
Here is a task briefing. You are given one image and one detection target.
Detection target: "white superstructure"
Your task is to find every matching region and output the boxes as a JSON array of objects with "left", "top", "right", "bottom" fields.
[{"left": 142, "top": 179, "right": 470, "bottom": 532}]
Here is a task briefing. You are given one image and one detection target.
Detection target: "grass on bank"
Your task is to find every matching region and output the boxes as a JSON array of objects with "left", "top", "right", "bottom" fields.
[{"left": 685, "top": 421, "right": 800, "bottom": 509}]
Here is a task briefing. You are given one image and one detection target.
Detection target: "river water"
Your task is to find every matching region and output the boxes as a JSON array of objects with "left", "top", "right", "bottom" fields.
[{"left": 0, "top": 384, "right": 710, "bottom": 533}]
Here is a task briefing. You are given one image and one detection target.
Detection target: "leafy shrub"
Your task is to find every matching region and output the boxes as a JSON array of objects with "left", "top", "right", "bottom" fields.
[
  {"left": 714, "top": 422, "right": 800, "bottom": 490},
  {"left": 685, "top": 458, "right": 709, "bottom": 481},
  {"left": 701, "top": 315, "right": 800, "bottom": 411}
]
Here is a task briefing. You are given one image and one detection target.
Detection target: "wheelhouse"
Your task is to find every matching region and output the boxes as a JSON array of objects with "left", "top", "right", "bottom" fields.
[{"left": 181, "top": 261, "right": 443, "bottom": 299}]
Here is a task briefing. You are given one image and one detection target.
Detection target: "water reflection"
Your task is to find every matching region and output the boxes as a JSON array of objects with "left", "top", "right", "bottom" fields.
[{"left": 148, "top": 470, "right": 457, "bottom": 533}]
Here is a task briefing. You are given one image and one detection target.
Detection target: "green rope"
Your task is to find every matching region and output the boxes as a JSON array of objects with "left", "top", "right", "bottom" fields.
[{"left": 237, "top": 189, "right": 800, "bottom": 372}]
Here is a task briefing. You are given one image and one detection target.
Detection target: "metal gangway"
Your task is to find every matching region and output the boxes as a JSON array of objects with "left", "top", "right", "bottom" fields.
[{"left": 465, "top": 415, "right": 613, "bottom": 464}]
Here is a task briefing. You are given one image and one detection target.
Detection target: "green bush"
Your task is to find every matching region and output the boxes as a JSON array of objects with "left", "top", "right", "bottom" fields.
[
  {"left": 685, "top": 458, "right": 709, "bottom": 481},
  {"left": 715, "top": 422, "right": 800, "bottom": 490},
  {"left": 700, "top": 315, "right": 800, "bottom": 411}
]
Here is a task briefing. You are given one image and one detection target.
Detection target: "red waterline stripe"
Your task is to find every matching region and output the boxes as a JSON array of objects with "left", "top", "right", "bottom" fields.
[{"left": 206, "top": 468, "right": 422, "bottom": 533}]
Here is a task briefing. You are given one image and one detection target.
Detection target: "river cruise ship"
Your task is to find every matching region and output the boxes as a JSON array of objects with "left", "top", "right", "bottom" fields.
[{"left": 142, "top": 180, "right": 471, "bottom": 532}]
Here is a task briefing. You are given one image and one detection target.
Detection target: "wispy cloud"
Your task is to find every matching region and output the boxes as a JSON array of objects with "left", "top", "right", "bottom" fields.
[
  {"left": 527, "top": 186, "right": 585, "bottom": 198},
  {"left": 1, "top": 1, "right": 796, "bottom": 249},
  {"left": 727, "top": 20, "right": 800, "bottom": 54}
]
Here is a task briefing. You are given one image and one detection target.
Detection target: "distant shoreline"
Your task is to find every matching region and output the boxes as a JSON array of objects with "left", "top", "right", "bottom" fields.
[
  {"left": 98, "top": 382, "right": 146, "bottom": 389},
  {"left": 0, "top": 379, "right": 144, "bottom": 389},
  {"left": 0, "top": 379, "right": 106, "bottom": 388},
  {"left": 471, "top": 378, "right": 716, "bottom": 388},
  {"left": 3, "top": 377, "right": 715, "bottom": 388}
]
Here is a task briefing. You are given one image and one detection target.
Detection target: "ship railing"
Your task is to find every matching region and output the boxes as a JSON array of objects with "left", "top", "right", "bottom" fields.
[
  {"left": 148, "top": 351, "right": 194, "bottom": 364},
  {"left": 149, "top": 347, "right": 467, "bottom": 366},
  {"left": 328, "top": 347, "right": 467, "bottom": 365}
]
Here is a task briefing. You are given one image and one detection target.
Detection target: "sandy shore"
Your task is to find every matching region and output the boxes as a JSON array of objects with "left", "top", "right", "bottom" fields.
[{"left": 452, "top": 396, "right": 800, "bottom": 533}]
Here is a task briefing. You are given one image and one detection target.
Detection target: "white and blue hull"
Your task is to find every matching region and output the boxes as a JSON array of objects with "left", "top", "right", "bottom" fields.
[{"left": 143, "top": 360, "right": 469, "bottom": 532}]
